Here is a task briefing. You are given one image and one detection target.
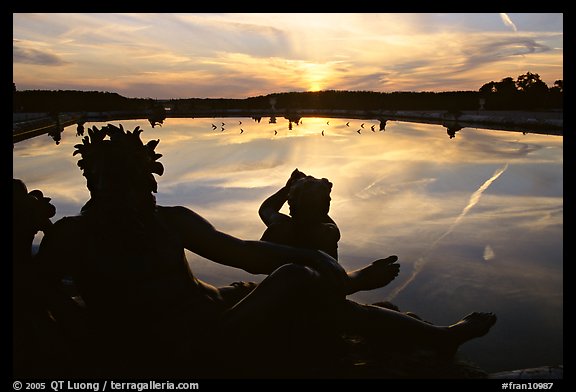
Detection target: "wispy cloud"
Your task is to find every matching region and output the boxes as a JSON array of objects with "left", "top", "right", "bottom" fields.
[
  {"left": 388, "top": 163, "right": 509, "bottom": 300},
  {"left": 500, "top": 13, "right": 518, "bottom": 32},
  {"left": 459, "top": 34, "right": 551, "bottom": 71},
  {"left": 12, "top": 13, "right": 562, "bottom": 98},
  {"left": 13, "top": 40, "right": 68, "bottom": 66}
]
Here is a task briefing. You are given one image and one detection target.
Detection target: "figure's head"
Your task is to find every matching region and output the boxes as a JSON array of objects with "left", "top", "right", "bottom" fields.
[
  {"left": 13, "top": 179, "right": 56, "bottom": 236},
  {"left": 287, "top": 175, "right": 332, "bottom": 222},
  {"left": 73, "top": 124, "right": 164, "bottom": 199}
]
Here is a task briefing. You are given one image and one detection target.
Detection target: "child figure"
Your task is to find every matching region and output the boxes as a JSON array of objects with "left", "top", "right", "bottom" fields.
[{"left": 259, "top": 169, "right": 400, "bottom": 295}]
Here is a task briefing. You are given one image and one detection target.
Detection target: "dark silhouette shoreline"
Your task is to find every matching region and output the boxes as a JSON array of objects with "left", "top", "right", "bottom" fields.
[
  {"left": 12, "top": 81, "right": 563, "bottom": 143},
  {"left": 13, "top": 108, "right": 562, "bottom": 145}
]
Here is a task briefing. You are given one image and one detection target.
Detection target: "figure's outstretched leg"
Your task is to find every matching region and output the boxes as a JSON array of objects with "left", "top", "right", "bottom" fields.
[
  {"left": 323, "top": 300, "right": 497, "bottom": 357},
  {"left": 218, "top": 263, "right": 496, "bottom": 368},
  {"left": 346, "top": 255, "right": 400, "bottom": 295}
]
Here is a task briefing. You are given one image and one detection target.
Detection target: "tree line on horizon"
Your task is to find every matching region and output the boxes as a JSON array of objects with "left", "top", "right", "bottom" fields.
[{"left": 13, "top": 72, "right": 562, "bottom": 113}]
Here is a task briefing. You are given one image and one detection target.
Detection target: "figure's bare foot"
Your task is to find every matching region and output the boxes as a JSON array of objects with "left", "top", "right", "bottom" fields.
[
  {"left": 449, "top": 312, "right": 497, "bottom": 342},
  {"left": 346, "top": 255, "right": 400, "bottom": 294},
  {"left": 440, "top": 312, "right": 497, "bottom": 358}
]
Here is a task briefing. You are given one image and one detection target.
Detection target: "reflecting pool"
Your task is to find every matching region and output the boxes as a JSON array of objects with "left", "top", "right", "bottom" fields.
[{"left": 13, "top": 116, "right": 563, "bottom": 374}]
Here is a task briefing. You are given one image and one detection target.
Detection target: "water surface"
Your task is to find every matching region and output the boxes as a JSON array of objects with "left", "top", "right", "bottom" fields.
[{"left": 13, "top": 116, "right": 563, "bottom": 373}]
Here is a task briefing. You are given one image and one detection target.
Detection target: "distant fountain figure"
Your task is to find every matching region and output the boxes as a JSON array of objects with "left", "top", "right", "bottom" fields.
[
  {"left": 445, "top": 123, "right": 463, "bottom": 139},
  {"left": 147, "top": 104, "right": 166, "bottom": 128},
  {"left": 285, "top": 115, "right": 301, "bottom": 131},
  {"left": 379, "top": 119, "right": 387, "bottom": 131},
  {"left": 48, "top": 124, "right": 63, "bottom": 145},
  {"left": 76, "top": 122, "right": 85, "bottom": 137},
  {"left": 479, "top": 97, "right": 486, "bottom": 111},
  {"left": 50, "top": 130, "right": 62, "bottom": 144},
  {"left": 148, "top": 118, "right": 164, "bottom": 128},
  {"left": 269, "top": 116, "right": 277, "bottom": 124}
]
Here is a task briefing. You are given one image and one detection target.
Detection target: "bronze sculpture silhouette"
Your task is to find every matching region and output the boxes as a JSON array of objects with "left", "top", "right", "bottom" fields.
[{"left": 29, "top": 124, "right": 497, "bottom": 378}]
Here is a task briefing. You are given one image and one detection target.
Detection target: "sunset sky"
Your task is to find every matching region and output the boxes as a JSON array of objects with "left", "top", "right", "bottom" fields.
[{"left": 13, "top": 13, "right": 563, "bottom": 99}]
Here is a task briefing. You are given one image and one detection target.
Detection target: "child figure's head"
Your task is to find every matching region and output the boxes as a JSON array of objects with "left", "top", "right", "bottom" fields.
[{"left": 287, "top": 175, "right": 333, "bottom": 223}]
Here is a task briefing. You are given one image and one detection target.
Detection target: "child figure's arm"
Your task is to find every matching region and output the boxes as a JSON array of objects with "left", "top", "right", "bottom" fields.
[{"left": 259, "top": 169, "right": 306, "bottom": 227}]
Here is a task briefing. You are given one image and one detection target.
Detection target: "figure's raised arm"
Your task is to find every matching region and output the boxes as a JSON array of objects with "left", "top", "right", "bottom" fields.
[
  {"left": 258, "top": 186, "right": 289, "bottom": 227},
  {"left": 258, "top": 169, "right": 306, "bottom": 226}
]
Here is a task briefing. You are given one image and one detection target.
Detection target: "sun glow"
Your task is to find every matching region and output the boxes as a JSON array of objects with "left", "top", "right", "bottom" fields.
[
  {"left": 308, "top": 81, "right": 322, "bottom": 92},
  {"left": 303, "top": 62, "right": 332, "bottom": 92}
]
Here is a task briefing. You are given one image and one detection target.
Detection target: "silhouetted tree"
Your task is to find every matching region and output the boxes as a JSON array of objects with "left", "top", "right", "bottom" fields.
[
  {"left": 13, "top": 90, "right": 151, "bottom": 112},
  {"left": 548, "top": 80, "right": 563, "bottom": 109},
  {"left": 13, "top": 82, "right": 23, "bottom": 112},
  {"left": 515, "top": 72, "right": 549, "bottom": 110},
  {"left": 479, "top": 72, "right": 562, "bottom": 110},
  {"left": 550, "top": 80, "right": 563, "bottom": 94},
  {"left": 480, "top": 77, "right": 517, "bottom": 95},
  {"left": 516, "top": 72, "right": 548, "bottom": 93},
  {"left": 497, "top": 77, "right": 517, "bottom": 95}
]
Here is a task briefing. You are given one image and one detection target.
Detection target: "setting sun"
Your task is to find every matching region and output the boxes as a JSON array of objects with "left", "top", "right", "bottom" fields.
[
  {"left": 303, "top": 62, "right": 331, "bottom": 92},
  {"left": 308, "top": 82, "right": 322, "bottom": 92}
]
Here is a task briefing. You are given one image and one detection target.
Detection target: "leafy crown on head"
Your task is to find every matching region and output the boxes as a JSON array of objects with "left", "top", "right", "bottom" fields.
[{"left": 73, "top": 124, "right": 164, "bottom": 192}]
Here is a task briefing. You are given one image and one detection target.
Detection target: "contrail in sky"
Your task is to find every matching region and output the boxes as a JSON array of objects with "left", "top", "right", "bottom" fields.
[
  {"left": 387, "top": 163, "right": 509, "bottom": 301},
  {"left": 500, "top": 13, "right": 518, "bottom": 31}
]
